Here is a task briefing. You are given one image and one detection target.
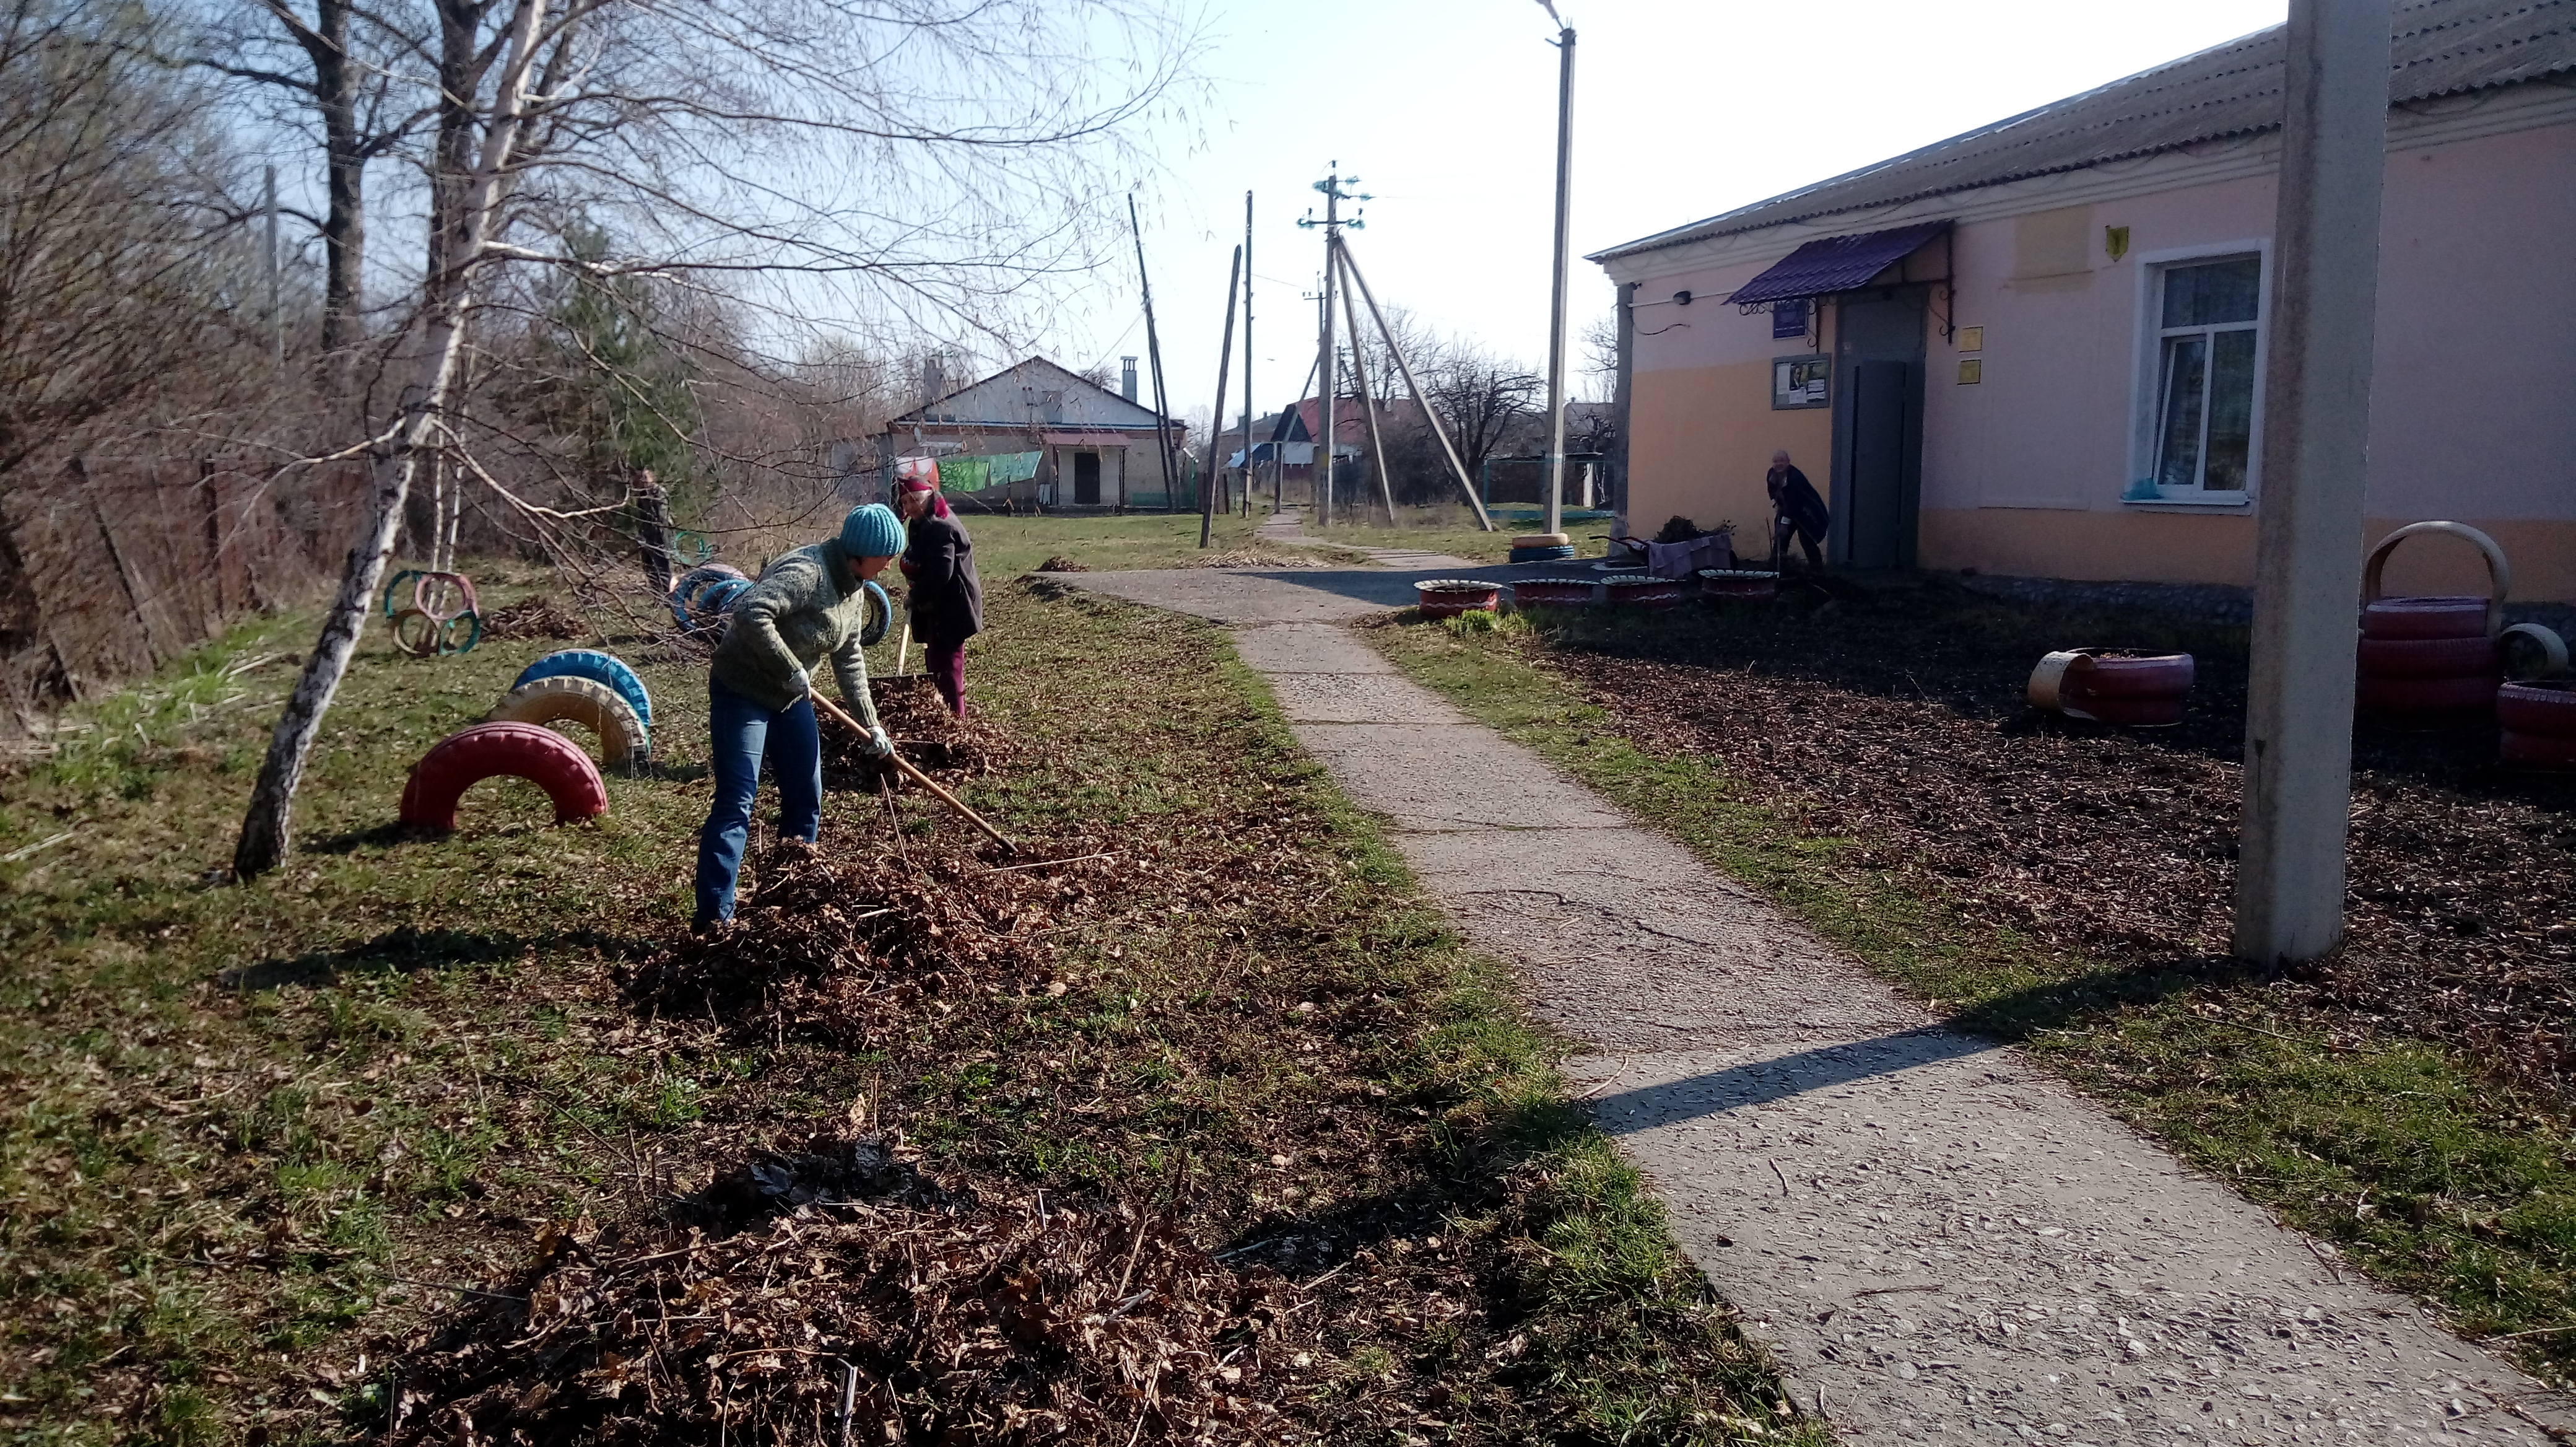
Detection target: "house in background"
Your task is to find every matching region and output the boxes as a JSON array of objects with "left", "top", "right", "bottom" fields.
[
  {"left": 879, "top": 357, "right": 1186, "bottom": 510},
  {"left": 1593, "top": 2, "right": 2576, "bottom": 599}
]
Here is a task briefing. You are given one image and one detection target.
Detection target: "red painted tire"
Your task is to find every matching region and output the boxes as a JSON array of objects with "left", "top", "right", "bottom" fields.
[
  {"left": 1605, "top": 578, "right": 1690, "bottom": 610},
  {"left": 399, "top": 722, "right": 609, "bottom": 832},
  {"left": 2361, "top": 596, "right": 2491, "bottom": 640},
  {"left": 2356, "top": 671, "right": 2500, "bottom": 714},
  {"left": 1414, "top": 580, "right": 1500, "bottom": 619},
  {"left": 2068, "top": 653, "right": 2195, "bottom": 698},
  {"left": 2502, "top": 730, "right": 2576, "bottom": 767},
  {"left": 2357, "top": 635, "right": 2499, "bottom": 678},
  {"left": 1512, "top": 579, "right": 1596, "bottom": 608},
  {"left": 1699, "top": 569, "right": 1779, "bottom": 601},
  {"left": 2497, "top": 683, "right": 2576, "bottom": 737}
]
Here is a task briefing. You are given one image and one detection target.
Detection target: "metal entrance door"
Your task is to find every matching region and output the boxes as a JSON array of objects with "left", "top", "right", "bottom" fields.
[
  {"left": 1073, "top": 451, "right": 1101, "bottom": 505},
  {"left": 1829, "top": 290, "right": 1926, "bottom": 569}
]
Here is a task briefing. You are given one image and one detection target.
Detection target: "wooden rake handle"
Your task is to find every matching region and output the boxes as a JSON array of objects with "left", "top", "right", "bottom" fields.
[{"left": 806, "top": 690, "right": 1017, "bottom": 854}]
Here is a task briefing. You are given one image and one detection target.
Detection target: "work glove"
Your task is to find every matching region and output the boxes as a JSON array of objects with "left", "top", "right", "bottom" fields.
[
  {"left": 862, "top": 726, "right": 894, "bottom": 760},
  {"left": 786, "top": 667, "right": 812, "bottom": 701}
]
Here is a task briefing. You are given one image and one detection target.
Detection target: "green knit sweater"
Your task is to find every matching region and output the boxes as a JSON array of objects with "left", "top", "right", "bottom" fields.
[{"left": 710, "top": 540, "right": 882, "bottom": 726}]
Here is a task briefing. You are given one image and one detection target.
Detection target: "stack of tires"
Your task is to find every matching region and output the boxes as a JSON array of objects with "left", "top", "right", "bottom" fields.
[
  {"left": 2355, "top": 523, "right": 2505, "bottom": 720},
  {"left": 1508, "top": 532, "right": 1575, "bottom": 564}
]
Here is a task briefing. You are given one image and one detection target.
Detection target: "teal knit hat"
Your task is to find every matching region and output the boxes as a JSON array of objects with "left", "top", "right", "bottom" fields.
[{"left": 839, "top": 502, "right": 905, "bottom": 559}]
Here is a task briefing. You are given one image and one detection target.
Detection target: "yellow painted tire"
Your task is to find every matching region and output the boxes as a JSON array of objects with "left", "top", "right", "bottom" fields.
[
  {"left": 1511, "top": 532, "right": 1572, "bottom": 549},
  {"left": 487, "top": 675, "right": 650, "bottom": 772}
]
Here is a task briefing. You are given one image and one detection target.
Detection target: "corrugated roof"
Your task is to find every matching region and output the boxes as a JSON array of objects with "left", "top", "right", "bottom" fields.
[
  {"left": 1594, "top": 0, "right": 2576, "bottom": 263},
  {"left": 1725, "top": 222, "right": 1950, "bottom": 305}
]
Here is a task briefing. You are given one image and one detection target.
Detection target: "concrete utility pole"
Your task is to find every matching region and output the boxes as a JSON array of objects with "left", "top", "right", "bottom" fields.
[
  {"left": 2233, "top": 0, "right": 2392, "bottom": 965},
  {"left": 1242, "top": 191, "right": 1256, "bottom": 518},
  {"left": 1539, "top": 6, "right": 1576, "bottom": 538},
  {"left": 1200, "top": 244, "right": 1240, "bottom": 548},
  {"left": 1299, "top": 167, "right": 1367, "bottom": 529},
  {"left": 1128, "top": 194, "right": 1182, "bottom": 516}
]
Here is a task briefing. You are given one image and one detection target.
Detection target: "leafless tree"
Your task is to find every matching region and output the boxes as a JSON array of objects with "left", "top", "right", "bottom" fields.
[
  {"left": 228, "top": 0, "right": 1198, "bottom": 876},
  {"left": 1421, "top": 340, "right": 1543, "bottom": 492},
  {"left": 0, "top": 0, "right": 261, "bottom": 483}
]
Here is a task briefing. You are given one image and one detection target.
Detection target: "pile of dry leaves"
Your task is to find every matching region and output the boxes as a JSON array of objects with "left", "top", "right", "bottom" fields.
[
  {"left": 386, "top": 1199, "right": 1302, "bottom": 1445},
  {"left": 479, "top": 595, "right": 590, "bottom": 642}
]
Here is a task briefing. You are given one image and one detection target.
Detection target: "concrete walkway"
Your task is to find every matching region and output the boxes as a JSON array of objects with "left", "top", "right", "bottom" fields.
[{"left": 1064, "top": 563, "right": 2574, "bottom": 1446}]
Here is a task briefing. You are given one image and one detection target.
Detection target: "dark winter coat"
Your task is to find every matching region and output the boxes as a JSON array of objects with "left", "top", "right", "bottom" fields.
[
  {"left": 903, "top": 513, "right": 983, "bottom": 643},
  {"left": 1767, "top": 464, "right": 1830, "bottom": 538}
]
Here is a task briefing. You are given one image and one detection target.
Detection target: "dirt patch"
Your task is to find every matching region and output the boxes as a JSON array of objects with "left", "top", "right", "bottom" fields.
[{"left": 1507, "top": 584, "right": 2576, "bottom": 1091}]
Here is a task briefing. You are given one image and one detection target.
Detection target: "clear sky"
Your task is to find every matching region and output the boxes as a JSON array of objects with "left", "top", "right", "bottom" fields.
[{"left": 1055, "top": 0, "right": 2290, "bottom": 426}]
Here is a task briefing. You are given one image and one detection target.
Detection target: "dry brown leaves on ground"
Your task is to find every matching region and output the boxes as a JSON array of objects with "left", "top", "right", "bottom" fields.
[
  {"left": 1523, "top": 586, "right": 2576, "bottom": 1090},
  {"left": 388, "top": 1201, "right": 1300, "bottom": 1446},
  {"left": 1190, "top": 548, "right": 1325, "bottom": 570},
  {"left": 479, "top": 595, "right": 591, "bottom": 643}
]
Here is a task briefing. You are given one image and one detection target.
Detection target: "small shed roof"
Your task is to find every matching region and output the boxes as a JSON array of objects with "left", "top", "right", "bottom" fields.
[{"left": 1593, "top": 0, "right": 2576, "bottom": 262}]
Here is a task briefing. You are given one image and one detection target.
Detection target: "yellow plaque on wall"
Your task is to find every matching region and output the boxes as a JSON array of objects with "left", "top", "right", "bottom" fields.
[
  {"left": 1957, "top": 326, "right": 1983, "bottom": 352},
  {"left": 1957, "top": 359, "right": 1983, "bottom": 385}
]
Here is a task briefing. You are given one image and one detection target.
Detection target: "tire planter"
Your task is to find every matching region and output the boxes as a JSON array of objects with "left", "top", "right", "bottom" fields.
[
  {"left": 2497, "top": 681, "right": 2576, "bottom": 735},
  {"left": 2356, "top": 634, "right": 2500, "bottom": 678},
  {"left": 1510, "top": 578, "right": 1598, "bottom": 608},
  {"left": 2356, "top": 522, "right": 2507, "bottom": 719},
  {"left": 398, "top": 722, "right": 608, "bottom": 832},
  {"left": 1509, "top": 544, "right": 1577, "bottom": 564},
  {"left": 1414, "top": 579, "right": 1502, "bottom": 619},
  {"left": 514, "top": 649, "right": 653, "bottom": 731},
  {"left": 2502, "top": 730, "right": 2576, "bottom": 768},
  {"left": 695, "top": 577, "right": 752, "bottom": 627},
  {"left": 1604, "top": 575, "right": 1690, "bottom": 610},
  {"left": 487, "top": 675, "right": 651, "bottom": 773},
  {"left": 1698, "top": 568, "right": 1780, "bottom": 602},
  {"left": 2027, "top": 650, "right": 2194, "bottom": 727}
]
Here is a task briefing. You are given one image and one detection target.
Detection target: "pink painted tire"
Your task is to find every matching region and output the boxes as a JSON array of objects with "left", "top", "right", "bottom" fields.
[
  {"left": 2497, "top": 683, "right": 2576, "bottom": 737},
  {"left": 2063, "top": 694, "right": 2187, "bottom": 727},
  {"left": 1414, "top": 579, "right": 1501, "bottom": 619},
  {"left": 2361, "top": 596, "right": 2492, "bottom": 640},
  {"left": 2502, "top": 730, "right": 2576, "bottom": 767},
  {"left": 1511, "top": 579, "right": 1596, "bottom": 608},
  {"left": 399, "top": 722, "right": 609, "bottom": 832},
  {"left": 2067, "top": 653, "right": 2195, "bottom": 698},
  {"left": 2356, "top": 671, "right": 2500, "bottom": 715},
  {"left": 2357, "top": 635, "right": 2499, "bottom": 678}
]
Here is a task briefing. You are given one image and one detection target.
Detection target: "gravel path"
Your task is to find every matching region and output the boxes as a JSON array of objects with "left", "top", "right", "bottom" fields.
[{"left": 1062, "top": 564, "right": 2576, "bottom": 1445}]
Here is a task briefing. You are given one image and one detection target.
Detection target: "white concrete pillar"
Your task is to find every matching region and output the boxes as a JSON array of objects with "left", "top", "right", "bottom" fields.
[{"left": 2233, "top": 0, "right": 2392, "bottom": 964}]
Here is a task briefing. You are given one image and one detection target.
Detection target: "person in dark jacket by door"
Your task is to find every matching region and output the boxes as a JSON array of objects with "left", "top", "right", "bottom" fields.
[
  {"left": 896, "top": 474, "right": 983, "bottom": 716},
  {"left": 1765, "top": 449, "right": 1830, "bottom": 571}
]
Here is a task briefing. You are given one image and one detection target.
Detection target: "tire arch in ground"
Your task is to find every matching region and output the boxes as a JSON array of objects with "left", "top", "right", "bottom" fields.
[
  {"left": 399, "top": 722, "right": 609, "bottom": 832},
  {"left": 486, "top": 675, "right": 650, "bottom": 773},
  {"left": 514, "top": 649, "right": 653, "bottom": 730}
]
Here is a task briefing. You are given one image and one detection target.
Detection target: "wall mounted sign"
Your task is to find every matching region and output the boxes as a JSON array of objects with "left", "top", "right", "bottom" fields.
[
  {"left": 1957, "top": 326, "right": 1983, "bottom": 352},
  {"left": 1958, "top": 359, "right": 1983, "bottom": 384},
  {"left": 1772, "top": 297, "right": 1809, "bottom": 340},
  {"left": 1772, "top": 356, "right": 1831, "bottom": 409}
]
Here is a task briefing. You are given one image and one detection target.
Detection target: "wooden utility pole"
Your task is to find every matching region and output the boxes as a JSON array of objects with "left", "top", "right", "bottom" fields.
[
  {"left": 1128, "top": 195, "right": 1181, "bottom": 515},
  {"left": 1539, "top": 14, "right": 1577, "bottom": 540},
  {"left": 1200, "top": 245, "right": 1241, "bottom": 548},
  {"left": 2234, "top": 0, "right": 2393, "bottom": 964},
  {"left": 1336, "top": 241, "right": 1398, "bottom": 525},
  {"left": 264, "top": 165, "right": 284, "bottom": 364},
  {"left": 1242, "top": 191, "right": 1256, "bottom": 518}
]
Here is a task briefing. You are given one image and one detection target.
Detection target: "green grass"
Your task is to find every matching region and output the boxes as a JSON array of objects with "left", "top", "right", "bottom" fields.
[
  {"left": 0, "top": 562, "right": 1817, "bottom": 1444},
  {"left": 947, "top": 510, "right": 1267, "bottom": 576},
  {"left": 1375, "top": 611, "right": 2576, "bottom": 1388}
]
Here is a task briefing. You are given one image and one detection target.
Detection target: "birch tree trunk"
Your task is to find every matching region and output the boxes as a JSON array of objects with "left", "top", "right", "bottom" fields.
[{"left": 232, "top": 0, "right": 553, "bottom": 879}]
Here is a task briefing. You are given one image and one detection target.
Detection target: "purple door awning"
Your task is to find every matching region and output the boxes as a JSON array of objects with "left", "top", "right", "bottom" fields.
[{"left": 1725, "top": 221, "right": 1950, "bottom": 307}]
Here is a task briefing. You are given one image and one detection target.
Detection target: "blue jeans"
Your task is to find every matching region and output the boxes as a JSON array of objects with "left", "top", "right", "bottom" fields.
[{"left": 694, "top": 676, "right": 821, "bottom": 925}]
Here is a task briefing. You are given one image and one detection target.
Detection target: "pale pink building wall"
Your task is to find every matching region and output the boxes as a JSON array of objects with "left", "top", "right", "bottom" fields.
[{"left": 1613, "top": 108, "right": 2576, "bottom": 598}]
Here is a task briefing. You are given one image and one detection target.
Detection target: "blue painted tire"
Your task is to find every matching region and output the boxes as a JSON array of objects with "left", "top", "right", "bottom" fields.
[
  {"left": 696, "top": 577, "right": 752, "bottom": 626},
  {"left": 670, "top": 564, "right": 747, "bottom": 627},
  {"left": 859, "top": 580, "right": 893, "bottom": 646},
  {"left": 383, "top": 569, "right": 425, "bottom": 619},
  {"left": 514, "top": 649, "right": 653, "bottom": 731}
]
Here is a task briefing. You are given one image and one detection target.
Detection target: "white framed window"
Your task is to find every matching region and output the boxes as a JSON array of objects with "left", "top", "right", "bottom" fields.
[{"left": 2130, "top": 246, "right": 2266, "bottom": 502}]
